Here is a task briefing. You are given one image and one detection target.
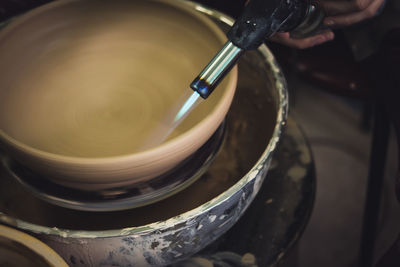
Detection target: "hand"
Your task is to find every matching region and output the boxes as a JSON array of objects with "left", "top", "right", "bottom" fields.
[
  {"left": 269, "top": 31, "right": 335, "bottom": 49},
  {"left": 320, "top": 0, "right": 386, "bottom": 27}
]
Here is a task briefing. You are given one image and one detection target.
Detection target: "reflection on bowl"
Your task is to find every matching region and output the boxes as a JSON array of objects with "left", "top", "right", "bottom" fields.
[{"left": 0, "top": 0, "right": 237, "bottom": 190}]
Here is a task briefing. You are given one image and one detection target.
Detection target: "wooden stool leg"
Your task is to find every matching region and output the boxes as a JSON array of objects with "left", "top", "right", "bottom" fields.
[{"left": 358, "top": 102, "right": 390, "bottom": 267}]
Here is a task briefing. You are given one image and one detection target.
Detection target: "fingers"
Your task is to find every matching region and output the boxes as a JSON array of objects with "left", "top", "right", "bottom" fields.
[
  {"left": 269, "top": 31, "right": 335, "bottom": 49},
  {"left": 323, "top": 0, "right": 386, "bottom": 27},
  {"left": 321, "top": 0, "right": 374, "bottom": 15}
]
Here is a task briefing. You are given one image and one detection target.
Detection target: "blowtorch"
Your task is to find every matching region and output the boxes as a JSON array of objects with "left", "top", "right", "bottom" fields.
[{"left": 190, "top": 0, "right": 325, "bottom": 99}]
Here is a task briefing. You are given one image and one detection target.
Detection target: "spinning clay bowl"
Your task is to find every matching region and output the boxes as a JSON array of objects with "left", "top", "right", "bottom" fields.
[{"left": 0, "top": 0, "right": 237, "bottom": 190}]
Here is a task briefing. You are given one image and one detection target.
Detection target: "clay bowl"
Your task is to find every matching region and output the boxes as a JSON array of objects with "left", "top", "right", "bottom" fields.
[{"left": 0, "top": 0, "right": 237, "bottom": 190}]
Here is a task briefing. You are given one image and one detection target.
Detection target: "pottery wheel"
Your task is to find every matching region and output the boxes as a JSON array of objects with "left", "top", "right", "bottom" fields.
[
  {"left": 0, "top": 46, "right": 278, "bottom": 229},
  {"left": 1, "top": 122, "right": 226, "bottom": 212},
  {"left": 0, "top": 3, "right": 290, "bottom": 266}
]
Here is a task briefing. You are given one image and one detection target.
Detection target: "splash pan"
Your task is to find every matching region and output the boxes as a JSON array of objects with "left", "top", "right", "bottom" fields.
[{"left": 1, "top": 123, "right": 225, "bottom": 211}]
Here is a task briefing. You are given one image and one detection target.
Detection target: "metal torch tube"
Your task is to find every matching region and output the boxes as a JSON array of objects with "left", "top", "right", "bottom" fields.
[{"left": 190, "top": 41, "right": 243, "bottom": 99}]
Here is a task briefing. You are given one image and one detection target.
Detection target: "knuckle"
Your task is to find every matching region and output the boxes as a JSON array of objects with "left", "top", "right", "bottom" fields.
[
  {"left": 354, "top": 0, "right": 368, "bottom": 10},
  {"left": 342, "top": 17, "right": 353, "bottom": 26},
  {"left": 365, "top": 7, "right": 376, "bottom": 18}
]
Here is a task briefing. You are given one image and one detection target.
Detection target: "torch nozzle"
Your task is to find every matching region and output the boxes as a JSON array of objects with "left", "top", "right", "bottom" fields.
[{"left": 190, "top": 41, "right": 243, "bottom": 99}]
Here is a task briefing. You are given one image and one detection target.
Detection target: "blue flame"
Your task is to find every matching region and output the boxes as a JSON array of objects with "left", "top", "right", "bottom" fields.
[{"left": 174, "top": 91, "right": 201, "bottom": 123}]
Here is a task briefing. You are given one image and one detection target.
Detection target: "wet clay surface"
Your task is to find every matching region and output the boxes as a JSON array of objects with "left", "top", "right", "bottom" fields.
[{"left": 0, "top": 50, "right": 277, "bottom": 230}]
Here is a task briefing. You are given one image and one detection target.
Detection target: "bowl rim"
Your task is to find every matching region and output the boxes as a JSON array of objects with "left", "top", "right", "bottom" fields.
[
  {"left": 0, "top": 0, "right": 238, "bottom": 164},
  {"left": 0, "top": 3, "right": 289, "bottom": 238},
  {"left": 0, "top": 224, "right": 68, "bottom": 266}
]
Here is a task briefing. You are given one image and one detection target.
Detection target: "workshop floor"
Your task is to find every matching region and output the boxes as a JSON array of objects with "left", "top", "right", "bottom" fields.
[{"left": 284, "top": 77, "right": 400, "bottom": 267}]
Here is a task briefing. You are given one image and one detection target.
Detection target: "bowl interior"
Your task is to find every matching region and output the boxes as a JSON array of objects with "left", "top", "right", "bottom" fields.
[{"left": 0, "top": 0, "right": 232, "bottom": 158}]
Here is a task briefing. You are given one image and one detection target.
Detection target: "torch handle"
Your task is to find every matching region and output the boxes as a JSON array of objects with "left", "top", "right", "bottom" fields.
[
  {"left": 191, "top": 0, "right": 314, "bottom": 98},
  {"left": 227, "top": 0, "right": 310, "bottom": 50}
]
